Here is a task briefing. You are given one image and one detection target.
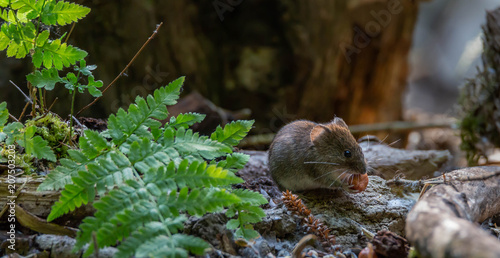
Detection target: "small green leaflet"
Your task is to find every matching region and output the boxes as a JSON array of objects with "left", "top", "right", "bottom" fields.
[{"left": 26, "top": 68, "right": 62, "bottom": 90}]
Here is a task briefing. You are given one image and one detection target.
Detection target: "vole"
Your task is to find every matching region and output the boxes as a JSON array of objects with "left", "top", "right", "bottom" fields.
[{"left": 268, "top": 117, "right": 367, "bottom": 191}]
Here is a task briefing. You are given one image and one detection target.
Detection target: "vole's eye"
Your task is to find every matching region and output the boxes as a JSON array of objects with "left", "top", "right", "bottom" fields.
[{"left": 344, "top": 150, "right": 352, "bottom": 158}]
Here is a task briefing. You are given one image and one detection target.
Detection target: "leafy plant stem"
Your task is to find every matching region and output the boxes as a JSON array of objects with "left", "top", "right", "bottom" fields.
[
  {"left": 75, "top": 22, "right": 164, "bottom": 116},
  {"left": 38, "top": 85, "right": 44, "bottom": 110}
]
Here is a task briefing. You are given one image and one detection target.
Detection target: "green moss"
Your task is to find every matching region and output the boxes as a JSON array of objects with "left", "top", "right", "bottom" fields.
[
  {"left": 25, "top": 113, "right": 71, "bottom": 159},
  {"left": 0, "top": 146, "right": 36, "bottom": 173}
]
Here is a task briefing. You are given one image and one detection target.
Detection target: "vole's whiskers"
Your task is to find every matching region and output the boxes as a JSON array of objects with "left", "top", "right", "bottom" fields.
[
  {"left": 313, "top": 171, "right": 335, "bottom": 181},
  {"left": 304, "top": 161, "right": 340, "bottom": 165},
  {"left": 380, "top": 134, "right": 389, "bottom": 144},
  {"left": 333, "top": 170, "right": 349, "bottom": 187},
  {"left": 388, "top": 138, "right": 401, "bottom": 147}
]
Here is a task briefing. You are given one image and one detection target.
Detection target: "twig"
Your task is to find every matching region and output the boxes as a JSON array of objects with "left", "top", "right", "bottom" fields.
[
  {"left": 9, "top": 80, "right": 33, "bottom": 104},
  {"left": 18, "top": 102, "right": 30, "bottom": 121},
  {"left": 9, "top": 114, "right": 19, "bottom": 122},
  {"left": 71, "top": 115, "right": 84, "bottom": 128},
  {"left": 76, "top": 22, "right": 164, "bottom": 116},
  {"left": 47, "top": 97, "right": 58, "bottom": 112},
  {"left": 64, "top": 22, "right": 76, "bottom": 44}
]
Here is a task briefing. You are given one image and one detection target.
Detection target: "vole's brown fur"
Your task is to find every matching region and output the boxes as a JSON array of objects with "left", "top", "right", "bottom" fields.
[{"left": 268, "top": 117, "right": 366, "bottom": 191}]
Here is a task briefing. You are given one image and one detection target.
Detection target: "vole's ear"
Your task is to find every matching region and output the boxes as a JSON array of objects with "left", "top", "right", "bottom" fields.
[
  {"left": 332, "top": 117, "right": 348, "bottom": 129},
  {"left": 310, "top": 124, "right": 331, "bottom": 144}
]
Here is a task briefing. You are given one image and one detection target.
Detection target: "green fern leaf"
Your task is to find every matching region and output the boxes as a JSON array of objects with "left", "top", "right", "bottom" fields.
[
  {"left": 30, "top": 135, "right": 57, "bottom": 161},
  {"left": 47, "top": 151, "right": 133, "bottom": 221},
  {"left": 135, "top": 235, "right": 193, "bottom": 258},
  {"left": 0, "top": 22, "right": 35, "bottom": 58},
  {"left": 215, "top": 152, "right": 250, "bottom": 173},
  {"left": 226, "top": 219, "right": 240, "bottom": 230},
  {"left": 231, "top": 189, "right": 268, "bottom": 206},
  {"left": 238, "top": 205, "right": 266, "bottom": 224},
  {"left": 107, "top": 77, "right": 183, "bottom": 144},
  {"left": 47, "top": 183, "right": 91, "bottom": 221},
  {"left": 16, "top": 126, "right": 56, "bottom": 161},
  {"left": 0, "top": 0, "right": 9, "bottom": 8},
  {"left": 161, "top": 187, "right": 241, "bottom": 217},
  {"left": 41, "top": 1, "right": 90, "bottom": 25},
  {"left": 115, "top": 219, "right": 188, "bottom": 257},
  {"left": 37, "top": 158, "right": 81, "bottom": 191},
  {"left": 210, "top": 120, "right": 254, "bottom": 146},
  {"left": 170, "top": 127, "right": 232, "bottom": 160},
  {"left": 235, "top": 226, "right": 260, "bottom": 240},
  {"left": 168, "top": 112, "right": 206, "bottom": 129},
  {"left": 41, "top": 39, "right": 87, "bottom": 69},
  {"left": 171, "top": 159, "right": 243, "bottom": 189}
]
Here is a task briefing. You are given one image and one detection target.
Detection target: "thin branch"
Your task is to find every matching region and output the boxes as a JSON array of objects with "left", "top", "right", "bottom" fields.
[
  {"left": 9, "top": 113, "right": 19, "bottom": 122},
  {"left": 10, "top": 80, "right": 33, "bottom": 104},
  {"left": 76, "top": 22, "right": 164, "bottom": 117},
  {"left": 64, "top": 22, "right": 76, "bottom": 44},
  {"left": 47, "top": 97, "right": 58, "bottom": 112},
  {"left": 18, "top": 102, "right": 30, "bottom": 121},
  {"left": 71, "top": 115, "right": 84, "bottom": 128}
]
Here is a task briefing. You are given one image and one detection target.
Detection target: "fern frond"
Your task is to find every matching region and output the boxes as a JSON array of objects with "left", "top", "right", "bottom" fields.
[
  {"left": 79, "top": 130, "right": 111, "bottom": 160},
  {"left": 41, "top": 1, "right": 90, "bottom": 26},
  {"left": 210, "top": 120, "right": 254, "bottom": 146},
  {"left": 116, "top": 219, "right": 190, "bottom": 257},
  {"left": 227, "top": 189, "right": 268, "bottom": 240},
  {"left": 127, "top": 138, "right": 180, "bottom": 174},
  {"left": 107, "top": 77, "right": 183, "bottom": 144},
  {"left": 0, "top": 22, "right": 35, "bottom": 58},
  {"left": 76, "top": 180, "right": 233, "bottom": 256},
  {"left": 77, "top": 186, "right": 156, "bottom": 255},
  {"left": 167, "top": 127, "right": 232, "bottom": 160},
  {"left": 149, "top": 159, "right": 244, "bottom": 190},
  {"left": 168, "top": 112, "right": 206, "bottom": 129},
  {"left": 40, "top": 39, "right": 87, "bottom": 69},
  {"left": 214, "top": 152, "right": 250, "bottom": 173},
  {"left": 160, "top": 187, "right": 241, "bottom": 217},
  {"left": 37, "top": 158, "right": 81, "bottom": 191},
  {"left": 231, "top": 189, "right": 268, "bottom": 206},
  {"left": 136, "top": 234, "right": 210, "bottom": 257},
  {"left": 47, "top": 151, "right": 133, "bottom": 221},
  {"left": 16, "top": 126, "right": 56, "bottom": 161}
]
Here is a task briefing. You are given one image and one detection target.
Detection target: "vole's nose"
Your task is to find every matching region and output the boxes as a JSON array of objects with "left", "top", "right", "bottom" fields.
[{"left": 357, "top": 161, "right": 368, "bottom": 174}]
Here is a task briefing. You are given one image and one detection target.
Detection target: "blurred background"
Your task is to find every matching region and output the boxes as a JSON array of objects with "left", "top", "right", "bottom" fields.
[{"left": 0, "top": 0, "right": 499, "bottom": 162}]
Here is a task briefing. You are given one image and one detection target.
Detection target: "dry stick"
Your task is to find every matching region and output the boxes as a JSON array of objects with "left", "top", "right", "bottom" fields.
[
  {"left": 64, "top": 22, "right": 76, "bottom": 44},
  {"left": 10, "top": 80, "right": 33, "bottom": 104},
  {"left": 76, "top": 22, "right": 164, "bottom": 117},
  {"left": 18, "top": 102, "right": 30, "bottom": 121},
  {"left": 47, "top": 97, "right": 58, "bottom": 112},
  {"left": 9, "top": 114, "right": 19, "bottom": 122},
  {"left": 238, "top": 120, "right": 455, "bottom": 147}
]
